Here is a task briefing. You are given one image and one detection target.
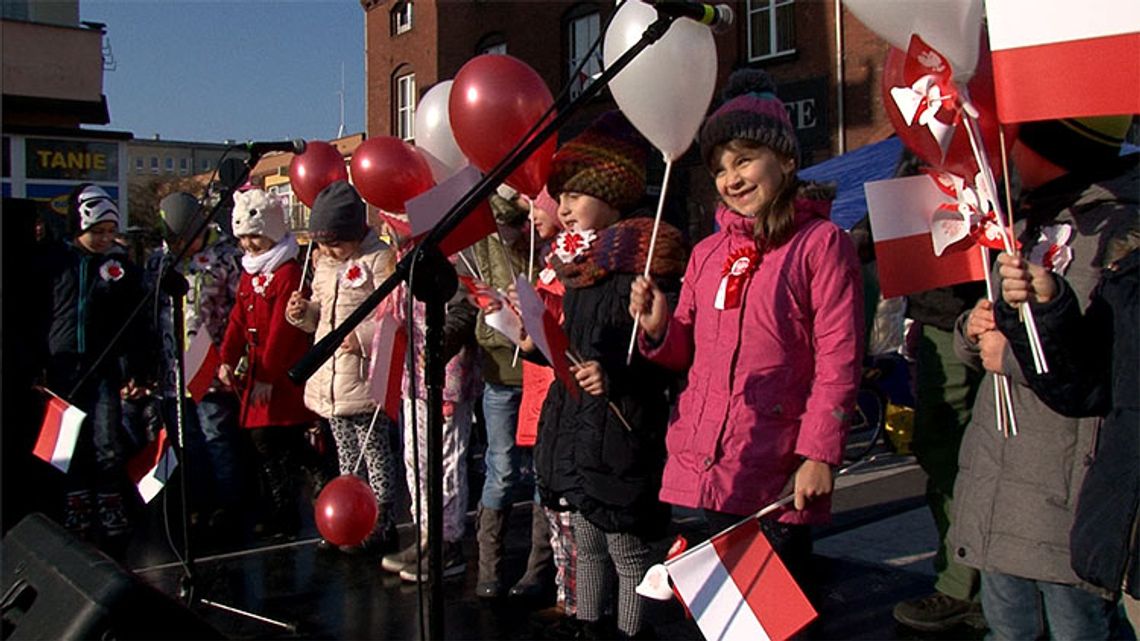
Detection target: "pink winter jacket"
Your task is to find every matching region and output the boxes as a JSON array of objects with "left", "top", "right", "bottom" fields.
[{"left": 640, "top": 196, "right": 863, "bottom": 524}]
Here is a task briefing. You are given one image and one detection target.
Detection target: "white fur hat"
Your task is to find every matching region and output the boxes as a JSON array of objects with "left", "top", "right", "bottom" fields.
[{"left": 231, "top": 188, "right": 289, "bottom": 243}]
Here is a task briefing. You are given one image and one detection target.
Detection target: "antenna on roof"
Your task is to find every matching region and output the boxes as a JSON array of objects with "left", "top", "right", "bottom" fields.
[{"left": 337, "top": 62, "right": 346, "bottom": 139}]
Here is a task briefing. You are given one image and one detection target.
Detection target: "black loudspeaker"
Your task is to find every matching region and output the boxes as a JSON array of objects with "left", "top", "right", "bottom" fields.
[{"left": 1, "top": 513, "right": 221, "bottom": 640}]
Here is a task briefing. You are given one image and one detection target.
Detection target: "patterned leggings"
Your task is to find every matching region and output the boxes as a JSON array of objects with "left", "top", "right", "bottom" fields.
[
  {"left": 546, "top": 507, "right": 578, "bottom": 615},
  {"left": 329, "top": 411, "right": 398, "bottom": 529},
  {"left": 571, "top": 512, "right": 653, "bottom": 637}
]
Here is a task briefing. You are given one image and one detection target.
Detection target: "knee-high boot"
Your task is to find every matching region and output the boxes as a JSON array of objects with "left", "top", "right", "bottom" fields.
[
  {"left": 509, "top": 504, "right": 554, "bottom": 599},
  {"left": 475, "top": 504, "right": 512, "bottom": 598}
]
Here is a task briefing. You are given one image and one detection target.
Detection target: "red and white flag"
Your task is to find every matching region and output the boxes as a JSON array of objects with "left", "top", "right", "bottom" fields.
[
  {"left": 666, "top": 517, "right": 817, "bottom": 641},
  {"left": 986, "top": 0, "right": 1140, "bottom": 122},
  {"left": 184, "top": 330, "right": 222, "bottom": 403},
  {"left": 369, "top": 312, "right": 408, "bottom": 423},
  {"left": 126, "top": 428, "right": 178, "bottom": 503},
  {"left": 459, "top": 275, "right": 524, "bottom": 345},
  {"left": 406, "top": 165, "right": 498, "bottom": 256},
  {"left": 513, "top": 275, "right": 578, "bottom": 399},
  {"left": 33, "top": 390, "right": 85, "bottom": 473},
  {"left": 865, "top": 175, "right": 988, "bottom": 298}
]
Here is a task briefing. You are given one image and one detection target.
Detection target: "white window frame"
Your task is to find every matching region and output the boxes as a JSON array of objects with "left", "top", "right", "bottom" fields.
[
  {"left": 179, "top": 157, "right": 189, "bottom": 175},
  {"left": 480, "top": 41, "right": 507, "bottom": 55},
  {"left": 567, "top": 11, "right": 602, "bottom": 100},
  {"left": 396, "top": 72, "right": 416, "bottom": 141},
  {"left": 134, "top": 156, "right": 143, "bottom": 173},
  {"left": 392, "top": 1, "right": 413, "bottom": 35},
  {"left": 746, "top": 0, "right": 796, "bottom": 62},
  {"left": 165, "top": 156, "right": 174, "bottom": 173},
  {"left": 150, "top": 156, "right": 159, "bottom": 175}
]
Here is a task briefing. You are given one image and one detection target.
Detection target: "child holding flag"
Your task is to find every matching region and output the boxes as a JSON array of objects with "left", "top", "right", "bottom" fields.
[
  {"left": 218, "top": 188, "right": 317, "bottom": 539},
  {"left": 629, "top": 70, "right": 864, "bottom": 592},
  {"left": 286, "top": 180, "right": 400, "bottom": 554},
  {"left": 529, "top": 110, "right": 686, "bottom": 639},
  {"left": 41, "top": 184, "right": 148, "bottom": 553}
]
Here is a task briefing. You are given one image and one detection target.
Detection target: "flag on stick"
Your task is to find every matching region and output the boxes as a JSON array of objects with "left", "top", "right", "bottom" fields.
[
  {"left": 865, "top": 175, "right": 988, "bottom": 298},
  {"left": 986, "top": 0, "right": 1140, "bottom": 122},
  {"left": 126, "top": 428, "right": 178, "bottom": 503},
  {"left": 369, "top": 312, "right": 408, "bottom": 422},
  {"left": 513, "top": 275, "right": 578, "bottom": 399},
  {"left": 667, "top": 517, "right": 817, "bottom": 641},
  {"left": 184, "top": 330, "right": 222, "bottom": 402},
  {"left": 406, "top": 165, "right": 498, "bottom": 256},
  {"left": 33, "top": 390, "right": 85, "bottom": 473}
]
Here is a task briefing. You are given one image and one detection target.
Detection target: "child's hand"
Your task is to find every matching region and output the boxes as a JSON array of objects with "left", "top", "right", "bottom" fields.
[
  {"left": 250, "top": 381, "right": 272, "bottom": 405},
  {"left": 287, "top": 291, "right": 308, "bottom": 321},
  {"left": 979, "top": 330, "right": 1007, "bottom": 374},
  {"left": 629, "top": 276, "right": 668, "bottom": 341},
  {"left": 793, "top": 458, "right": 833, "bottom": 511},
  {"left": 217, "top": 363, "right": 235, "bottom": 389},
  {"left": 120, "top": 379, "right": 148, "bottom": 400},
  {"left": 966, "top": 299, "right": 996, "bottom": 344},
  {"left": 340, "top": 331, "right": 362, "bottom": 354},
  {"left": 998, "top": 254, "right": 1056, "bottom": 306},
  {"left": 571, "top": 360, "right": 605, "bottom": 396}
]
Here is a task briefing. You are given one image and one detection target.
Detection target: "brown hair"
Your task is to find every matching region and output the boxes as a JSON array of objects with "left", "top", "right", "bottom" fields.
[{"left": 710, "top": 139, "right": 799, "bottom": 252}]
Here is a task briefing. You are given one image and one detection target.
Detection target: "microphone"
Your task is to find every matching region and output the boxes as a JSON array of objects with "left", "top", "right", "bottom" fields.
[
  {"left": 645, "top": 0, "right": 735, "bottom": 33},
  {"left": 244, "top": 139, "right": 307, "bottom": 157}
]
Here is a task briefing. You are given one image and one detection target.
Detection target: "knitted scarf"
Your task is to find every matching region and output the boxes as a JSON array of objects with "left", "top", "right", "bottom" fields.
[{"left": 549, "top": 217, "right": 686, "bottom": 289}]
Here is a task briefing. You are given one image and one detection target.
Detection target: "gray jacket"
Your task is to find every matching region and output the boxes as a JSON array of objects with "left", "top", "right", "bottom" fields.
[{"left": 948, "top": 162, "right": 1138, "bottom": 595}]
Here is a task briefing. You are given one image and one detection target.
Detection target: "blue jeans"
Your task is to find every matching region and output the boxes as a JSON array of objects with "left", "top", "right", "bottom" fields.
[
  {"left": 162, "top": 392, "right": 244, "bottom": 511},
  {"left": 480, "top": 382, "right": 524, "bottom": 510},
  {"left": 981, "top": 571, "right": 1120, "bottom": 640}
]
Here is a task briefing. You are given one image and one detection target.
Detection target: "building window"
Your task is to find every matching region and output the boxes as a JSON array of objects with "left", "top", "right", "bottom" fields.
[
  {"left": 747, "top": 0, "right": 795, "bottom": 61},
  {"left": 201, "top": 158, "right": 211, "bottom": 172},
  {"left": 395, "top": 72, "right": 416, "bottom": 141},
  {"left": 165, "top": 156, "right": 174, "bottom": 173},
  {"left": 135, "top": 156, "right": 144, "bottom": 173},
  {"left": 151, "top": 156, "right": 159, "bottom": 174},
  {"left": 179, "top": 157, "right": 189, "bottom": 175},
  {"left": 391, "top": 1, "right": 413, "bottom": 35},
  {"left": 270, "top": 183, "right": 309, "bottom": 230},
  {"left": 567, "top": 10, "right": 602, "bottom": 100}
]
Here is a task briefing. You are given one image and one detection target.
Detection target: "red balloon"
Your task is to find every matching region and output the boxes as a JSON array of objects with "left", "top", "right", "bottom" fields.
[
  {"left": 314, "top": 474, "right": 378, "bottom": 546},
  {"left": 350, "top": 137, "right": 435, "bottom": 213},
  {"left": 881, "top": 34, "right": 1017, "bottom": 179},
  {"left": 288, "top": 141, "right": 348, "bottom": 207},
  {"left": 450, "top": 54, "right": 556, "bottom": 198}
]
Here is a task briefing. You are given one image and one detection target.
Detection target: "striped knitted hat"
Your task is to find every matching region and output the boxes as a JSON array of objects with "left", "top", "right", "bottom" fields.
[
  {"left": 1017, "top": 115, "right": 1132, "bottom": 174},
  {"left": 547, "top": 110, "right": 648, "bottom": 211},
  {"left": 699, "top": 69, "right": 799, "bottom": 167}
]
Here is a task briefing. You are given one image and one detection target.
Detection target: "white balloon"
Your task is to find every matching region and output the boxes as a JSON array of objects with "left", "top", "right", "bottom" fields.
[
  {"left": 845, "top": 0, "right": 983, "bottom": 80},
  {"left": 603, "top": 1, "right": 718, "bottom": 161},
  {"left": 413, "top": 80, "right": 468, "bottom": 181}
]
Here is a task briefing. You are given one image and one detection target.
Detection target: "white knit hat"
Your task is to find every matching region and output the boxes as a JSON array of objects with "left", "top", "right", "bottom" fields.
[
  {"left": 74, "top": 185, "right": 120, "bottom": 232},
  {"left": 231, "top": 188, "right": 289, "bottom": 243}
]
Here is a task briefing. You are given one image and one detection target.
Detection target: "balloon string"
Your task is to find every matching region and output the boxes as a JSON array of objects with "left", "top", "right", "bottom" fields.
[
  {"left": 515, "top": 198, "right": 537, "bottom": 369},
  {"left": 627, "top": 154, "right": 673, "bottom": 366},
  {"left": 352, "top": 405, "right": 383, "bottom": 476}
]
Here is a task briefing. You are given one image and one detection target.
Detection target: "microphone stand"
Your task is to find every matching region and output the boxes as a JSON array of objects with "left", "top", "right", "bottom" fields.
[{"left": 288, "top": 13, "right": 679, "bottom": 640}]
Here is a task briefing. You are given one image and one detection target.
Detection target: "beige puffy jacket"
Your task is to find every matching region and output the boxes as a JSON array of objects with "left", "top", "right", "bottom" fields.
[{"left": 287, "top": 234, "right": 395, "bottom": 418}]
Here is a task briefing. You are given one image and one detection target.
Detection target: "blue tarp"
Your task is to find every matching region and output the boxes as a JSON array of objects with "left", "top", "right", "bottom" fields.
[{"left": 800, "top": 137, "right": 904, "bottom": 230}]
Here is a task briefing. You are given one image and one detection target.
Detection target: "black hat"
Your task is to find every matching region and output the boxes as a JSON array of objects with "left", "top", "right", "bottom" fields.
[{"left": 309, "top": 180, "right": 368, "bottom": 243}]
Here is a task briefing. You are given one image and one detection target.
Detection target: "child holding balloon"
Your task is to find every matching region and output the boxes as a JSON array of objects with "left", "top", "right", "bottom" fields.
[
  {"left": 629, "top": 70, "right": 864, "bottom": 592},
  {"left": 284, "top": 181, "right": 400, "bottom": 554},
  {"left": 218, "top": 188, "right": 318, "bottom": 539},
  {"left": 525, "top": 111, "right": 686, "bottom": 639}
]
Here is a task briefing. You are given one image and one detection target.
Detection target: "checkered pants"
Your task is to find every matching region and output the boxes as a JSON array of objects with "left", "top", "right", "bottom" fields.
[{"left": 571, "top": 512, "right": 653, "bottom": 637}]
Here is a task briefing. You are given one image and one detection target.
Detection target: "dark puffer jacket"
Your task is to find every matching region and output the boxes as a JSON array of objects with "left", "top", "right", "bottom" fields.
[
  {"left": 42, "top": 241, "right": 147, "bottom": 391},
  {"left": 997, "top": 249, "right": 1139, "bottom": 598}
]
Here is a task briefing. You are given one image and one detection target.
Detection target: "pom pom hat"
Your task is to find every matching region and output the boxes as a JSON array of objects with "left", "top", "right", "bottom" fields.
[
  {"left": 546, "top": 110, "right": 649, "bottom": 211},
  {"left": 231, "top": 188, "right": 289, "bottom": 243},
  {"left": 308, "top": 180, "right": 369, "bottom": 243},
  {"left": 699, "top": 69, "right": 799, "bottom": 167}
]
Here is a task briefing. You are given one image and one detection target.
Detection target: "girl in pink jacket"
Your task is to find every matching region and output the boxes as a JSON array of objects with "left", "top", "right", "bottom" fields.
[{"left": 630, "top": 70, "right": 863, "bottom": 589}]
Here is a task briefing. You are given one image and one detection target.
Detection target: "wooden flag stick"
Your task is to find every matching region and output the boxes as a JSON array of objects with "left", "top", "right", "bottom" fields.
[{"left": 565, "top": 349, "right": 633, "bottom": 432}]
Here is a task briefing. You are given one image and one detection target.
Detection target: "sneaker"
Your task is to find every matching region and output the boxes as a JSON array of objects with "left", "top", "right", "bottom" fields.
[
  {"left": 398, "top": 542, "right": 467, "bottom": 582},
  {"left": 381, "top": 542, "right": 422, "bottom": 573},
  {"left": 893, "top": 592, "right": 986, "bottom": 632}
]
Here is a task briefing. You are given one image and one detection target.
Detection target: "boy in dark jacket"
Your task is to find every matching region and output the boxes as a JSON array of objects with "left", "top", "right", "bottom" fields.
[
  {"left": 42, "top": 184, "right": 147, "bottom": 553},
  {"left": 996, "top": 237, "right": 1139, "bottom": 632},
  {"left": 530, "top": 111, "right": 686, "bottom": 638}
]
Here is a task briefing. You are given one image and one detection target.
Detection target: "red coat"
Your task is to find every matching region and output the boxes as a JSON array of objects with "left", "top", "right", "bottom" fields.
[{"left": 220, "top": 259, "right": 316, "bottom": 428}]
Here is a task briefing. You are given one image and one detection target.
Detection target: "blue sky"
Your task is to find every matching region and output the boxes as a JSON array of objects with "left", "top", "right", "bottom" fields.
[{"left": 83, "top": 0, "right": 365, "bottom": 144}]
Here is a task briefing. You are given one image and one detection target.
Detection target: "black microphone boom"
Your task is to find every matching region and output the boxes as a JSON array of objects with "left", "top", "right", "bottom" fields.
[
  {"left": 646, "top": 0, "right": 734, "bottom": 32},
  {"left": 245, "top": 139, "right": 307, "bottom": 157}
]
